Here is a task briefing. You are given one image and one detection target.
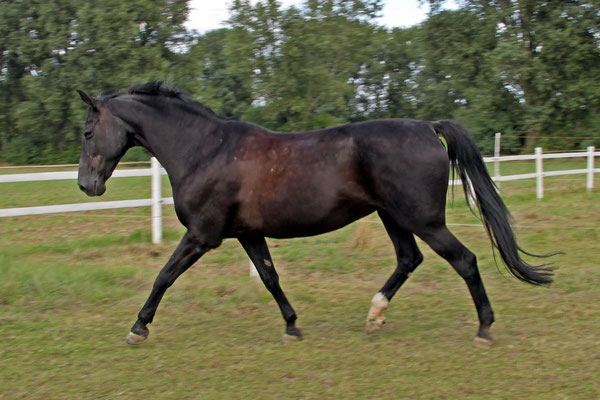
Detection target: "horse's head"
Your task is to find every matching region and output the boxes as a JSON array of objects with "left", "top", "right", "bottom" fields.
[{"left": 76, "top": 90, "right": 131, "bottom": 196}]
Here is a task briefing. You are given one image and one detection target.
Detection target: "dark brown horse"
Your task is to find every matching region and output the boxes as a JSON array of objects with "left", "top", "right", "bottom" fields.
[{"left": 76, "top": 82, "right": 553, "bottom": 347}]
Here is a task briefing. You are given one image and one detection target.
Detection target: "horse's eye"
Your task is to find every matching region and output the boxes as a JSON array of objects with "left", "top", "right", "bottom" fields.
[{"left": 84, "top": 130, "right": 94, "bottom": 139}]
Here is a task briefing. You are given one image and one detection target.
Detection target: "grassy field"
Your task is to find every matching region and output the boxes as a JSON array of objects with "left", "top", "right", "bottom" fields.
[{"left": 0, "top": 160, "right": 598, "bottom": 399}]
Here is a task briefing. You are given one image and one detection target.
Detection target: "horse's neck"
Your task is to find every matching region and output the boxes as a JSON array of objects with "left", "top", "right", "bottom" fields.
[{"left": 133, "top": 105, "right": 222, "bottom": 184}]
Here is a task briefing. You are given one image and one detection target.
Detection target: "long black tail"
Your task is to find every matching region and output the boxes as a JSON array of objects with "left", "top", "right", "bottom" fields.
[{"left": 432, "top": 119, "right": 554, "bottom": 285}]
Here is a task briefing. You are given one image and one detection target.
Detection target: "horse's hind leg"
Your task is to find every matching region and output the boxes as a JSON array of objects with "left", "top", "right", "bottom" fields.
[
  {"left": 367, "top": 210, "right": 424, "bottom": 334},
  {"left": 238, "top": 235, "right": 301, "bottom": 342},
  {"left": 417, "top": 225, "right": 495, "bottom": 347}
]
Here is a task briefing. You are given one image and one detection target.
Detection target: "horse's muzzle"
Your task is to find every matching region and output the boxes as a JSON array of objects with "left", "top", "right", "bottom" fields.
[{"left": 78, "top": 179, "right": 106, "bottom": 196}]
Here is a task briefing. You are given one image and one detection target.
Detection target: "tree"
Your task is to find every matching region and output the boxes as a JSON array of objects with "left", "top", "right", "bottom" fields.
[
  {"left": 425, "top": 0, "right": 600, "bottom": 149},
  {"left": 223, "top": 0, "right": 383, "bottom": 131},
  {"left": 184, "top": 28, "right": 253, "bottom": 118},
  {"left": 414, "top": 9, "right": 523, "bottom": 153},
  {"left": 2, "top": 0, "right": 598, "bottom": 163},
  {"left": 0, "top": 0, "right": 190, "bottom": 164}
]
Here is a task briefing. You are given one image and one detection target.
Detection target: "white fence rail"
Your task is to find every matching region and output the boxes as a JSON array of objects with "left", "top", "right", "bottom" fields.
[{"left": 1, "top": 147, "right": 598, "bottom": 244}]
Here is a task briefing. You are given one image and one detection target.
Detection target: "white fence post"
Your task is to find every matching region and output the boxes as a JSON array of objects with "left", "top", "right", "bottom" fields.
[
  {"left": 587, "top": 146, "right": 595, "bottom": 191},
  {"left": 466, "top": 177, "right": 477, "bottom": 208},
  {"left": 151, "top": 157, "right": 163, "bottom": 244},
  {"left": 535, "top": 147, "right": 544, "bottom": 199},
  {"left": 249, "top": 261, "right": 259, "bottom": 277},
  {"left": 494, "top": 132, "right": 501, "bottom": 188}
]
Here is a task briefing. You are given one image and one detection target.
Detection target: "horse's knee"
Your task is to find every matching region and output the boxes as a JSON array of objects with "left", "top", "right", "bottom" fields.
[
  {"left": 412, "top": 251, "right": 424, "bottom": 270},
  {"left": 449, "top": 249, "right": 478, "bottom": 280},
  {"left": 463, "top": 249, "right": 476, "bottom": 265},
  {"left": 398, "top": 250, "right": 423, "bottom": 274}
]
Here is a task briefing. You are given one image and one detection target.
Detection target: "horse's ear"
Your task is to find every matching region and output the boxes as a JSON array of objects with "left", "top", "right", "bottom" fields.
[{"left": 77, "top": 89, "right": 99, "bottom": 111}]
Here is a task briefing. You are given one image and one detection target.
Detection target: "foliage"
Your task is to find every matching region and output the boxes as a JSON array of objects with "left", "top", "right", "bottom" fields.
[
  {"left": 1, "top": 0, "right": 599, "bottom": 163},
  {"left": 0, "top": 0, "right": 190, "bottom": 164},
  {"left": 426, "top": 0, "right": 600, "bottom": 150}
]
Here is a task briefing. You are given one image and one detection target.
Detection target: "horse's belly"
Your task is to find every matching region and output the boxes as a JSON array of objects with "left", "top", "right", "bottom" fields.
[
  {"left": 243, "top": 198, "right": 375, "bottom": 239},
  {"left": 232, "top": 153, "right": 377, "bottom": 238}
]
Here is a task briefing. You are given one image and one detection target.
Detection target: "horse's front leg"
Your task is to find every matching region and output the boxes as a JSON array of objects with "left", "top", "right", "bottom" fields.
[
  {"left": 238, "top": 235, "right": 302, "bottom": 342},
  {"left": 126, "top": 231, "right": 217, "bottom": 345}
]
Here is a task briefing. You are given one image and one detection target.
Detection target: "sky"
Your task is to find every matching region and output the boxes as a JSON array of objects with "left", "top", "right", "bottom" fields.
[{"left": 185, "top": 0, "right": 459, "bottom": 33}]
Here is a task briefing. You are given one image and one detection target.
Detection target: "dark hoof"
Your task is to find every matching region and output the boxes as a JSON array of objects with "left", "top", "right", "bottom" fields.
[
  {"left": 366, "top": 317, "right": 386, "bottom": 334},
  {"left": 281, "top": 333, "right": 302, "bottom": 343},
  {"left": 126, "top": 326, "right": 149, "bottom": 345},
  {"left": 282, "top": 327, "right": 302, "bottom": 343},
  {"left": 473, "top": 336, "right": 494, "bottom": 348}
]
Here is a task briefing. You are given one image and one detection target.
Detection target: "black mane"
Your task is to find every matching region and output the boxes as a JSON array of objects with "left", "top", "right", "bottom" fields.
[
  {"left": 128, "top": 81, "right": 189, "bottom": 100},
  {"left": 112, "top": 81, "right": 226, "bottom": 120}
]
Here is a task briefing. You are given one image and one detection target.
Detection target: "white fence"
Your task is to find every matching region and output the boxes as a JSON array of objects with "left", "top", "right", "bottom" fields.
[
  {"left": 1, "top": 145, "right": 598, "bottom": 245},
  {"left": 1, "top": 158, "right": 170, "bottom": 243}
]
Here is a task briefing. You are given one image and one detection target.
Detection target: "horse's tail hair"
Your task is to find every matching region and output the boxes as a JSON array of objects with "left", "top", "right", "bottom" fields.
[{"left": 432, "top": 119, "right": 555, "bottom": 285}]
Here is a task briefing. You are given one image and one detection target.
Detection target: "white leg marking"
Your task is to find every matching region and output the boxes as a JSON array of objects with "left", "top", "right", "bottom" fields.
[
  {"left": 366, "top": 292, "right": 389, "bottom": 334},
  {"left": 371, "top": 292, "right": 389, "bottom": 310}
]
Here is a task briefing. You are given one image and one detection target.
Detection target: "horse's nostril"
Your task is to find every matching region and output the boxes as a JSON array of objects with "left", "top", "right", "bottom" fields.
[{"left": 78, "top": 184, "right": 86, "bottom": 192}]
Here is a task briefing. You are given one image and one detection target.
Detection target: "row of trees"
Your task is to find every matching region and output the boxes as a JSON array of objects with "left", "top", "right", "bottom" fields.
[{"left": 1, "top": 0, "right": 598, "bottom": 164}]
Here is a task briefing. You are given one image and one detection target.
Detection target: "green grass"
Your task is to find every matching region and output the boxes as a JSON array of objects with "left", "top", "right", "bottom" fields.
[{"left": 0, "top": 165, "right": 599, "bottom": 399}]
